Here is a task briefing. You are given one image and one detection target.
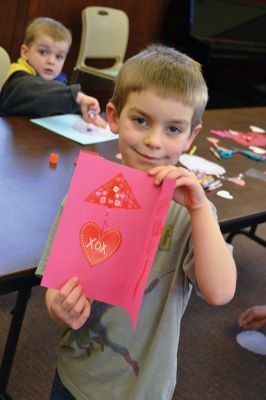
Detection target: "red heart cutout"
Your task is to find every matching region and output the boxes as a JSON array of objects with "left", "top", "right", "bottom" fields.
[{"left": 80, "top": 221, "right": 122, "bottom": 266}]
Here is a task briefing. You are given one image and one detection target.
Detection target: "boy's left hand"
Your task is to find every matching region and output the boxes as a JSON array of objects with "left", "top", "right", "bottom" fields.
[{"left": 149, "top": 165, "right": 207, "bottom": 212}]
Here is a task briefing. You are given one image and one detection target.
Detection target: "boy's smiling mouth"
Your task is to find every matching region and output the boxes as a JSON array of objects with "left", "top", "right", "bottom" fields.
[{"left": 133, "top": 148, "right": 165, "bottom": 162}]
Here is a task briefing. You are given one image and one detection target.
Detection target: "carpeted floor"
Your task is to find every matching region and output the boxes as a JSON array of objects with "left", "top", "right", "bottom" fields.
[
  {"left": 0, "top": 224, "right": 265, "bottom": 399},
  {"left": 174, "top": 224, "right": 266, "bottom": 400}
]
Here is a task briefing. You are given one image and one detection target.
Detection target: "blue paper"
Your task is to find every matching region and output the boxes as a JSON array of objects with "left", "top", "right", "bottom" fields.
[{"left": 31, "top": 114, "right": 118, "bottom": 145}]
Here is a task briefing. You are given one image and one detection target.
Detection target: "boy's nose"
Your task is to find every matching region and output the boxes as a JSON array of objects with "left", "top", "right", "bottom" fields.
[
  {"left": 47, "top": 54, "right": 55, "bottom": 64},
  {"left": 143, "top": 128, "right": 162, "bottom": 148}
]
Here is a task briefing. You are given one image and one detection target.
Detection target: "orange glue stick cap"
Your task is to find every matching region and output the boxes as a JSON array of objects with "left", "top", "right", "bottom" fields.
[{"left": 49, "top": 152, "right": 59, "bottom": 165}]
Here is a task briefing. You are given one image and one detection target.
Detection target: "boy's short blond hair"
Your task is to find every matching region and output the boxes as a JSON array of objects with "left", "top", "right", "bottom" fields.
[
  {"left": 111, "top": 44, "right": 208, "bottom": 130},
  {"left": 24, "top": 17, "right": 72, "bottom": 48}
]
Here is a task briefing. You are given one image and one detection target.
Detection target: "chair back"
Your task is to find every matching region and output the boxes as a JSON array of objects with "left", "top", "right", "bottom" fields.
[
  {"left": 0, "top": 47, "right": 11, "bottom": 90},
  {"left": 74, "top": 6, "right": 129, "bottom": 79}
]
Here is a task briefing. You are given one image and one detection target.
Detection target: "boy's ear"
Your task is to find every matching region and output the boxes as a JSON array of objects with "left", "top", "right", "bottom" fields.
[
  {"left": 184, "top": 124, "right": 202, "bottom": 152},
  {"left": 106, "top": 102, "right": 120, "bottom": 134},
  {"left": 20, "top": 44, "right": 29, "bottom": 60}
]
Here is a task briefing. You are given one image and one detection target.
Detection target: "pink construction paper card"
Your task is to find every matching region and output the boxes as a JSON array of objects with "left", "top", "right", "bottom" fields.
[{"left": 41, "top": 150, "right": 175, "bottom": 328}]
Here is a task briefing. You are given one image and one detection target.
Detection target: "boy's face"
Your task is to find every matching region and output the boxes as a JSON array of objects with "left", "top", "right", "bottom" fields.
[
  {"left": 21, "top": 35, "right": 69, "bottom": 80},
  {"left": 106, "top": 90, "right": 201, "bottom": 172}
]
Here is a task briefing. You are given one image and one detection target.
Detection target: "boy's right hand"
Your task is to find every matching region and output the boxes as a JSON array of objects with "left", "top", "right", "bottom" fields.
[
  {"left": 148, "top": 165, "right": 207, "bottom": 212},
  {"left": 45, "top": 277, "right": 91, "bottom": 330},
  {"left": 76, "top": 92, "right": 107, "bottom": 128}
]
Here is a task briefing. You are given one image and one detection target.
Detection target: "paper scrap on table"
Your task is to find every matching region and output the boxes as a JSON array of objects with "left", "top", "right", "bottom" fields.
[
  {"left": 31, "top": 114, "right": 118, "bottom": 145},
  {"left": 236, "top": 331, "right": 266, "bottom": 355},
  {"left": 179, "top": 154, "right": 225, "bottom": 175},
  {"left": 249, "top": 125, "right": 265, "bottom": 133},
  {"left": 210, "top": 129, "right": 266, "bottom": 147},
  {"left": 217, "top": 190, "right": 233, "bottom": 200},
  {"left": 245, "top": 168, "right": 266, "bottom": 182},
  {"left": 41, "top": 151, "right": 175, "bottom": 329},
  {"left": 249, "top": 146, "right": 266, "bottom": 155}
]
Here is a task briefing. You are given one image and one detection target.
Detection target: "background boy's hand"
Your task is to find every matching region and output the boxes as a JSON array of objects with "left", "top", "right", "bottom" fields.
[
  {"left": 149, "top": 165, "right": 207, "bottom": 212},
  {"left": 45, "top": 277, "right": 91, "bottom": 330},
  {"left": 93, "top": 113, "right": 108, "bottom": 128},
  {"left": 238, "top": 305, "right": 266, "bottom": 330},
  {"left": 76, "top": 92, "right": 107, "bottom": 128}
]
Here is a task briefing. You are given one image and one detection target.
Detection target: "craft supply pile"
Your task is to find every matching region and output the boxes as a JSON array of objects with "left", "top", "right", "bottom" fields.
[{"left": 180, "top": 125, "right": 266, "bottom": 200}]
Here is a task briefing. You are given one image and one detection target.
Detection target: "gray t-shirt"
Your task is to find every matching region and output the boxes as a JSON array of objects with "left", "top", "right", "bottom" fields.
[{"left": 36, "top": 200, "right": 213, "bottom": 400}]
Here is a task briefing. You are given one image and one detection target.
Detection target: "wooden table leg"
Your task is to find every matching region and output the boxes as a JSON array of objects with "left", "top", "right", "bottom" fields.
[{"left": 0, "top": 287, "right": 32, "bottom": 399}]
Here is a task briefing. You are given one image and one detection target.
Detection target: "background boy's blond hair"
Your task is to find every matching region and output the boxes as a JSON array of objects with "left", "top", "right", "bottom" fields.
[
  {"left": 111, "top": 44, "right": 208, "bottom": 130},
  {"left": 24, "top": 17, "right": 72, "bottom": 48}
]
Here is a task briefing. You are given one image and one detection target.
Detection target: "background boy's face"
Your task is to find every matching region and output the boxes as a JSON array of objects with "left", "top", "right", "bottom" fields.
[
  {"left": 21, "top": 35, "right": 69, "bottom": 80},
  {"left": 107, "top": 90, "right": 201, "bottom": 172}
]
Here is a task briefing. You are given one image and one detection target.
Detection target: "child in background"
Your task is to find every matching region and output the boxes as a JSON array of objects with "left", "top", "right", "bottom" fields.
[
  {"left": 239, "top": 305, "right": 266, "bottom": 329},
  {"left": 36, "top": 44, "right": 237, "bottom": 400},
  {"left": 0, "top": 17, "right": 106, "bottom": 126}
]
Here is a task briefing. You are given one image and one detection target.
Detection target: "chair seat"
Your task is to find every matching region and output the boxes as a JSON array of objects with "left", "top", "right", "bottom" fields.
[{"left": 76, "top": 62, "right": 123, "bottom": 80}]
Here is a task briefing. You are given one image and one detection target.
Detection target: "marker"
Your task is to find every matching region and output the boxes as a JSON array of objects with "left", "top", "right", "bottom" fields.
[
  {"left": 189, "top": 145, "right": 197, "bottom": 155},
  {"left": 206, "top": 180, "right": 223, "bottom": 192},
  {"left": 88, "top": 108, "right": 96, "bottom": 121},
  {"left": 209, "top": 146, "right": 221, "bottom": 160},
  {"left": 87, "top": 108, "right": 97, "bottom": 131}
]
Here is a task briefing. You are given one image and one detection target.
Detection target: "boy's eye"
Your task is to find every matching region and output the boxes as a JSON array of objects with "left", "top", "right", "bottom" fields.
[
  {"left": 38, "top": 49, "right": 47, "bottom": 56},
  {"left": 135, "top": 117, "right": 145, "bottom": 125},
  {"left": 168, "top": 126, "right": 181, "bottom": 134},
  {"left": 56, "top": 54, "right": 65, "bottom": 61},
  {"left": 134, "top": 117, "right": 147, "bottom": 126}
]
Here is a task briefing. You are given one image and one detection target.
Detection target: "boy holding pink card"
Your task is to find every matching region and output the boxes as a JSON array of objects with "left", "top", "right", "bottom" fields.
[{"left": 36, "top": 44, "right": 236, "bottom": 400}]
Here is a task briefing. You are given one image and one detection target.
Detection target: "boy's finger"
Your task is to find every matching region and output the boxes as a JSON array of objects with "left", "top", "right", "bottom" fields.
[
  {"left": 148, "top": 166, "right": 164, "bottom": 175},
  {"left": 61, "top": 284, "right": 84, "bottom": 312},
  {"left": 70, "top": 305, "right": 91, "bottom": 330},
  {"left": 153, "top": 165, "right": 177, "bottom": 185},
  {"left": 69, "top": 296, "right": 90, "bottom": 319},
  {"left": 239, "top": 311, "right": 254, "bottom": 326},
  {"left": 54, "top": 277, "right": 79, "bottom": 304},
  {"left": 94, "top": 114, "right": 107, "bottom": 128},
  {"left": 88, "top": 102, "right": 100, "bottom": 113}
]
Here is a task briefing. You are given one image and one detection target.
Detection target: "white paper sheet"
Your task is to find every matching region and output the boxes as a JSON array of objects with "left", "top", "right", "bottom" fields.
[
  {"left": 31, "top": 114, "right": 118, "bottom": 145},
  {"left": 179, "top": 154, "right": 226, "bottom": 175}
]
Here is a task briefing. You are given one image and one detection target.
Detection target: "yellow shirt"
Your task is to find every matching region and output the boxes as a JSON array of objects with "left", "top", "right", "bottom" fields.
[{"left": 4, "top": 58, "right": 36, "bottom": 82}]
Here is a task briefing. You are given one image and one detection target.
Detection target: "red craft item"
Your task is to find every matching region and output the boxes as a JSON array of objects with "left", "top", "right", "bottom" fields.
[
  {"left": 85, "top": 173, "right": 141, "bottom": 209},
  {"left": 80, "top": 221, "right": 122, "bottom": 266},
  {"left": 210, "top": 130, "right": 266, "bottom": 147}
]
